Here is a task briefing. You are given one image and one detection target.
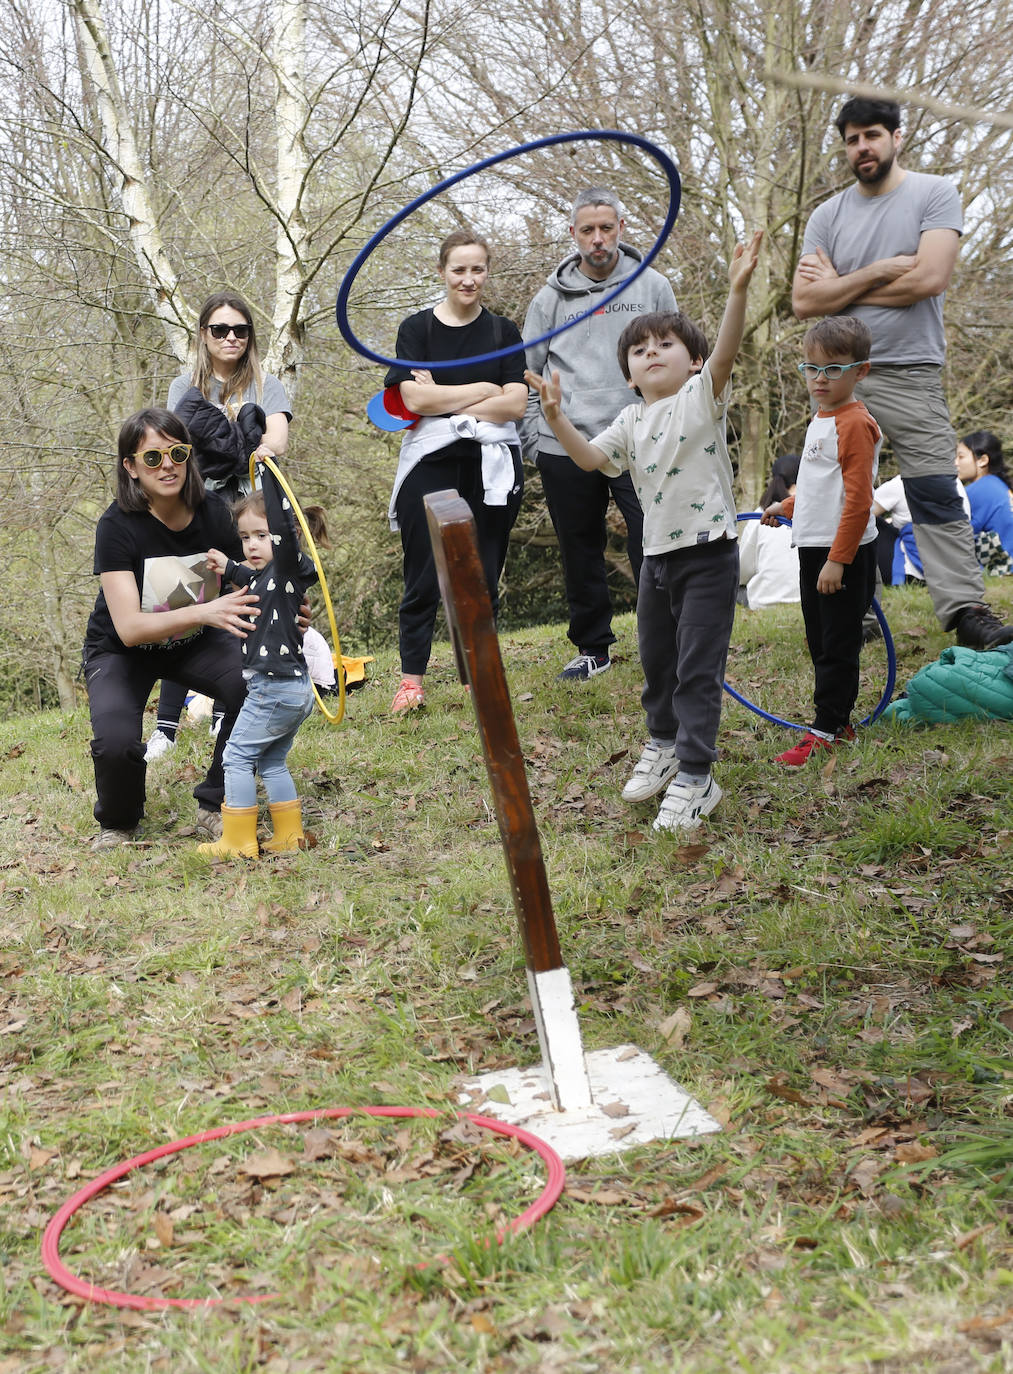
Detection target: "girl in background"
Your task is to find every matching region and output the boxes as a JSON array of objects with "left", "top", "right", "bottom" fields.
[{"left": 956, "top": 431, "right": 1013, "bottom": 575}]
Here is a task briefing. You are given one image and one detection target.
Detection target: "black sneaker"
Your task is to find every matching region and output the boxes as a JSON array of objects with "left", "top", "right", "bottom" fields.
[
  {"left": 953, "top": 604, "right": 1013, "bottom": 650},
  {"left": 558, "top": 652, "right": 611, "bottom": 680}
]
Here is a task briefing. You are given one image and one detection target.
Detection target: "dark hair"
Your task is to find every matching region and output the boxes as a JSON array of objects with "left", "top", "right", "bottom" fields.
[
  {"left": 961, "top": 430, "right": 1011, "bottom": 491},
  {"left": 617, "top": 311, "right": 709, "bottom": 385},
  {"left": 760, "top": 454, "right": 801, "bottom": 509},
  {"left": 302, "top": 504, "right": 330, "bottom": 547},
  {"left": 116, "top": 408, "right": 205, "bottom": 513},
  {"left": 835, "top": 98, "right": 901, "bottom": 137},
  {"left": 192, "top": 292, "right": 263, "bottom": 411},
  {"left": 233, "top": 492, "right": 330, "bottom": 546},
  {"left": 803, "top": 316, "right": 872, "bottom": 363},
  {"left": 438, "top": 229, "right": 490, "bottom": 270}
]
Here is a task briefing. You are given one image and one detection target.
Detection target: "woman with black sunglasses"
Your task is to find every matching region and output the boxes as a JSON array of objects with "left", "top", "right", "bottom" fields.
[
  {"left": 169, "top": 293, "right": 291, "bottom": 500},
  {"left": 146, "top": 294, "right": 293, "bottom": 772},
  {"left": 83, "top": 408, "right": 259, "bottom": 850}
]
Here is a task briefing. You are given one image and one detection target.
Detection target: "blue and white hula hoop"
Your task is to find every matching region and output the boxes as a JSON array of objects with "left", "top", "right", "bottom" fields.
[
  {"left": 336, "top": 130, "right": 681, "bottom": 370},
  {"left": 726, "top": 513, "right": 896, "bottom": 729}
]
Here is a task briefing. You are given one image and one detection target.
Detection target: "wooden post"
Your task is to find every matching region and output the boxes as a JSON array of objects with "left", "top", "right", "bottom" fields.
[{"left": 425, "top": 491, "right": 591, "bottom": 1110}]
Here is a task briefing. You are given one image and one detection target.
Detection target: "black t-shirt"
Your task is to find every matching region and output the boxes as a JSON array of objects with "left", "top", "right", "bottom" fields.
[
  {"left": 222, "top": 462, "right": 318, "bottom": 679},
  {"left": 84, "top": 493, "right": 242, "bottom": 655},
  {"left": 384, "top": 307, "right": 525, "bottom": 389},
  {"left": 384, "top": 308, "right": 525, "bottom": 463}
]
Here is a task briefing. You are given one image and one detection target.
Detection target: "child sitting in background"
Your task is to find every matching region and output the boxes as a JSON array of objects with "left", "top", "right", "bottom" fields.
[
  {"left": 738, "top": 453, "right": 801, "bottom": 608},
  {"left": 200, "top": 468, "right": 323, "bottom": 857},
  {"left": 956, "top": 431, "right": 1013, "bottom": 576},
  {"left": 763, "top": 316, "right": 881, "bottom": 766}
]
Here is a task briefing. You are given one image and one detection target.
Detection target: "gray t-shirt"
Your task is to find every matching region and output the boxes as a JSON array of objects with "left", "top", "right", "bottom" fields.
[
  {"left": 802, "top": 171, "right": 962, "bottom": 366},
  {"left": 167, "top": 372, "right": 291, "bottom": 419}
]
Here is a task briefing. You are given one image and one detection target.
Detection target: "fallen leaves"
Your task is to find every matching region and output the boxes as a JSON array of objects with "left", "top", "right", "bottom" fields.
[
  {"left": 239, "top": 1148, "right": 296, "bottom": 1180},
  {"left": 657, "top": 1007, "right": 692, "bottom": 1047}
]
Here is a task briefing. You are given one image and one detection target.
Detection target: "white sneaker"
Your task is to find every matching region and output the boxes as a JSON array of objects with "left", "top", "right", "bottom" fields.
[
  {"left": 653, "top": 776, "right": 722, "bottom": 833},
  {"left": 144, "top": 729, "right": 175, "bottom": 763},
  {"left": 622, "top": 742, "right": 680, "bottom": 801}
]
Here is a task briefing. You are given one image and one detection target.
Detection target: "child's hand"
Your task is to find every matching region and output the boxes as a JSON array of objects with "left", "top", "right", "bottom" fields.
[
  {"left": 817, "top": 560, "right": 844, "bottom": 594},
  {"left": 205, "top": 548, "right": 229, "bottom": 576},
  {"left": 524, "top": 368, "right": 562, "bottom": 422},
  {"left": 411, "top": 368, "right": 434, "bottom": 386},
  {"left": 760, "top": 502, "right": 784, "bottom": 526},
  {"left": 729, "top": 230, "right": 763, "bottom": 292}
]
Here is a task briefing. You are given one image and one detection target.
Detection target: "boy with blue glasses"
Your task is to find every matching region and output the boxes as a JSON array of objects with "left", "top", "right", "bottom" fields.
[{"left": 762, "top": 316, "right": 881, "bottom": 765}]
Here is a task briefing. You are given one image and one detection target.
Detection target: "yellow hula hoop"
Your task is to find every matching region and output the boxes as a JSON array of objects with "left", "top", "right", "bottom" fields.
[{"left": 250, "top": 454, "right": 345, "bottom": 724}]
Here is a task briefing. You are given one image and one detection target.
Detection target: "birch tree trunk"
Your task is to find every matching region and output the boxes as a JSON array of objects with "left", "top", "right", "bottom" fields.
[
  {"left": 268, "top": 0, "right": 309, "bottom": 393},
  {"left": 70, "top": 0, "right": 191, "bottom": 364}
]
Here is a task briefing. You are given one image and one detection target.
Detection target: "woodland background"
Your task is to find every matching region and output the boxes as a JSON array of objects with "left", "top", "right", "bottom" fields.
[{"left": 1, "top": 0, "right": 1012, "bottom": 713}]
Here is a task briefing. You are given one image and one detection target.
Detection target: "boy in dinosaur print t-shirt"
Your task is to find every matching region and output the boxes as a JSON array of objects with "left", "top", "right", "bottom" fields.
[{"left": 525, "top": 232, "right": 761, "bottom": 833}]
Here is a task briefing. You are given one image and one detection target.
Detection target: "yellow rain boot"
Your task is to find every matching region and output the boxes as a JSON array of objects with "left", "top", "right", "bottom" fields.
[
  {"left": 261, "top": 799, "right": 305, "bottom": 854},
  {"left": 197, "top": 804, "right": 259, "bottom": 859}
]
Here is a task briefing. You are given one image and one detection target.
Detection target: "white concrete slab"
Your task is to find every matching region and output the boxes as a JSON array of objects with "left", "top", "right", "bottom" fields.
[{"left": 458, "top": 1044, "right": 722, "bottom": 1160}]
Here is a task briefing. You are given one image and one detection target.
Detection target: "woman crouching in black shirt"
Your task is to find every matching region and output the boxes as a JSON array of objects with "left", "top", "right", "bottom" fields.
[{"left": 82, "top": 408, "right": 258, "bottom": 849}]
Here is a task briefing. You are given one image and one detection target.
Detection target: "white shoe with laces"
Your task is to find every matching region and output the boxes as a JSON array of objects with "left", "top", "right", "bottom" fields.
[
  {"left": 653, "top": 776, "right": 722, "bottom": 833},
  {"left": 622, "top": 742, "right": 680, "bottom": 802},
  {"left": 144, "top": 729, "right": 175, "bottom": 763}
]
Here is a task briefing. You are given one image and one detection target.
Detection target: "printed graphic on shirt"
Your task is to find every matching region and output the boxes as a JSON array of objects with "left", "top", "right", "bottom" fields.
[{"left": 140, "top": 553, "right": 217, "bottom": 641}]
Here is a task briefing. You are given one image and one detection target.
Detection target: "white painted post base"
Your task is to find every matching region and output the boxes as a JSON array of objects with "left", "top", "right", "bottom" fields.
[
  {"left": 461, "top": 966, "right": 722, "bottom": 1161},
  {"left": 459, "top": 1045, "right": 721, "bottom": 1159},
  {"left": 526, "top": 966, "right": 593, "bottom": 1111}
]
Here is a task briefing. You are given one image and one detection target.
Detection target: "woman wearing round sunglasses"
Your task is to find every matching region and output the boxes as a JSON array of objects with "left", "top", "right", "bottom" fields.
[
  {"left": 83, "top": 408, "right": 260, "bottom": 849},
  {"left": 147, "top": 294, "right": 293, "bottom": 768}
]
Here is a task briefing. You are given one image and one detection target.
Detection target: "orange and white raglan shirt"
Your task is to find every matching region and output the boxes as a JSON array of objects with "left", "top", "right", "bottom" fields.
[{"left": 782, "top": 400, "right": 882, "bottom": 562}]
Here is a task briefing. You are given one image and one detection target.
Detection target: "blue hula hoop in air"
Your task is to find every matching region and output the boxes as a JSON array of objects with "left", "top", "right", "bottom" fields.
[
  {"left": 335, "top": 130, "right": 681, "bottom": 371},
  {"left": 726, "top": 513, "right": 896, "bottom": 730}
]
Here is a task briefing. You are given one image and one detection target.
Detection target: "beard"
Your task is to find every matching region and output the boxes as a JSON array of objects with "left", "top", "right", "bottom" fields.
[{"left": 851, "top": 148, "right": 895, "bottom": 185}]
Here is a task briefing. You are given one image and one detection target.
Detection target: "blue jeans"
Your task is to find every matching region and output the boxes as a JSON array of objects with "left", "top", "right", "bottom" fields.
[{"left": 222, "top": 673, "right": 314, "bottom": 808}]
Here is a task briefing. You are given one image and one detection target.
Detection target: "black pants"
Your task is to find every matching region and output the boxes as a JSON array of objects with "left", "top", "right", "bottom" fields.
[
  {"left": 395, "top": 447, "right": 522, "bottom": 676},
  {"left": 83, "top": 629, "right": 246, "bottom": 830},
  {"left": 536, "top": 451, "right": 644, "bottom": 655},
  {"left": 798, "top": 544, "right": 877, "bottom": 735},
  {"left": 637, "top": 539, "right": 739, "bottom": 772}
]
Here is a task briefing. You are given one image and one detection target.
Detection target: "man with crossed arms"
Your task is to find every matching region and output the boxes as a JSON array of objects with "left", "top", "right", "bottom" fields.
[{"left": 793, "top": 96, "right": 1012, "bottom": 649}]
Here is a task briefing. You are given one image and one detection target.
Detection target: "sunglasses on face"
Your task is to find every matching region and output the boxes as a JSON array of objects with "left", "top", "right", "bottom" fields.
[
  {"left": 135, "top": 443, "right": 192, "bottom": 467},
  {"left": 206, "top": 322, "right": 251, "bottom": 340}
]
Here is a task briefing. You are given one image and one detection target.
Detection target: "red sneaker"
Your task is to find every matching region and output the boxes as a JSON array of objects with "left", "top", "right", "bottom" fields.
[
  {"left": 390, "top": 678, "right": 425, "bottom": 714},
  {"left": 774, "top": 731, "right": 834, "bottom": 767}
]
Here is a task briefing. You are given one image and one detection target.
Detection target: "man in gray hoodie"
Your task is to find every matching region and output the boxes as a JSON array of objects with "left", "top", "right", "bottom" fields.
[{"left": 523, "top": 187, "right": 677, "bottom": 679}]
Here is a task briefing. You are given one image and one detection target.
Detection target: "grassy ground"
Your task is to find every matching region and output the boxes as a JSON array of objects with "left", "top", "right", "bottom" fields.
[{"left": 1, "top": 580, "right": 1012, "bottom": 1373}]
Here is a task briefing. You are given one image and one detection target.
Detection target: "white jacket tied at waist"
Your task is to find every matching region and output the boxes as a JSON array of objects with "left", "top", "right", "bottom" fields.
[{"left": 387, "top": 415, "right": 519, "bottom": 531}]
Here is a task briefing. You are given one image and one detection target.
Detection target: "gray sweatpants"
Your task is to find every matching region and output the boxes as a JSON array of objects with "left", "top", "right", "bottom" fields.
[
  {"left": 637, "top": 538, "right": 739, "bottom": 774},
  {"left": 856, "top": 365, "right": 983, "bottom": 629}
]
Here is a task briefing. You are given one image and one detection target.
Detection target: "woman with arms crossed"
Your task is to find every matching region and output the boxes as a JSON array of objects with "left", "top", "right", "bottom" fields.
[{"left": 383, "top": 230, "right": 527, "bottom": 713}]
